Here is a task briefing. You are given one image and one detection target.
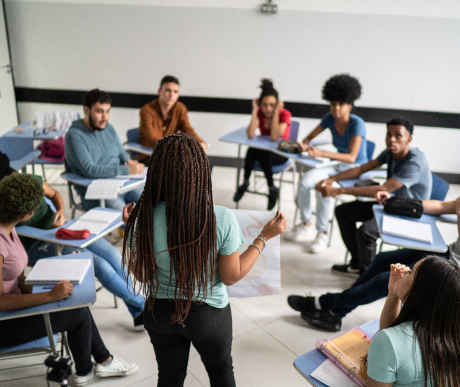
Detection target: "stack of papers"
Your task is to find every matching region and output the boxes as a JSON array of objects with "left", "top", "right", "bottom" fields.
[
  {"left": 382, "top": 215, "right": 433, "bottom": 243},
  {"left": 84, "top": 179, "right": 128, "bottom": 200},
  {"left": 311, "top": 359, "right": 359, "bottom": 387},
  {"left": 25, "top": 259, "right": 91, "bottom": 285},
  {"left": 67, "top": 209, "right": 121, "bottom": 235}
]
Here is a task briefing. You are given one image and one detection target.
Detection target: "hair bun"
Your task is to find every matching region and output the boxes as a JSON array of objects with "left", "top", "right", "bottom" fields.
[{"left": 260, "top": 78, "right": 274, "bottom": 91}]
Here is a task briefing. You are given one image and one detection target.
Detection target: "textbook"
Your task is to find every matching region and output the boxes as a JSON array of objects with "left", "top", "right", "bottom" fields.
[
  {"left": 25, "top": 259, "right": 91, "bottom": 285},
  {"left": 314, "top": 327, "right": 371, "bottom": 387},
  {"left": 382, "top": 215, "right": 433, "bottom": 244}
]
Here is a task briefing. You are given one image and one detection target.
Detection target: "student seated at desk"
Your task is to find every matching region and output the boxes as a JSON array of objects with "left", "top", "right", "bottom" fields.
[
  {"left": 0, "top": 152, "right": 146, "bottom": 330},
  {"left": 287, "top": 191, "right": 460, "bottom": 332},
  {"left": 316, "top": 117, "right": 431, "bottom": 274},
  {"left": 284, "top": 74, "right": 368, "bottom": 253},
  {"left": 233, "top": 79, "right": 292, "bottom": 210},
  {"left": 138, "top": 75, "right": 207, "bottom": 164},
  {"left": 365, "top": 256, "right": 460, "bottom": 386},
  {"left": 122, "top": 134, "right": 287, "bottom": 387},
  {"left": 65, "top": 88, "right": 145, "bottom": 211},
  {"left": 0, "top": 174, "right": 138, "bottom": 386}
]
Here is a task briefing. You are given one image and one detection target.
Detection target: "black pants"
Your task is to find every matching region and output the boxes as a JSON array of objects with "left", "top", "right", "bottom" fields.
[
  {"left": 335, "top": 200, "right": 380, "bottom": 271},
  {"left": 244, "top": 148, "right": 288, "bottom": 187},
  {"left": 144, "top": 299, "right": 235, "bottom": 387},
  {"left": 0, "top": 307, "right": 110, "bottom": 376}
]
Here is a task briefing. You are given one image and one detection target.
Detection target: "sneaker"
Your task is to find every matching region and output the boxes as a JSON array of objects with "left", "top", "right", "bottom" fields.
[
  {"left": 301, "top": 309, "right": 342, "bottom": 332},
  {"left": 267, "top": 186, "right": 279, "bottom": 211},
  {"left": 95, "top": 355, "right": 139, "bottom": 378},
  {"left": 133, "top": 311, "right": 144, "bottom": 331},
  {"left": 307, "top": 232, "right": 328, "bottom": 254},
  {"left": 331, "top": 263, "right": 360, "bottom": 274},
  {"left": 74, "top": 368, "right": 99, "bottom": 386},
  {"left": 233, "top": 184, "right": 248, "bottom": 202},
  {"left": 284, "top": 224, "right": 313, "bottom": 242},
  {"left": 287, "top": 295, "right": 316, "bottom": 312}
]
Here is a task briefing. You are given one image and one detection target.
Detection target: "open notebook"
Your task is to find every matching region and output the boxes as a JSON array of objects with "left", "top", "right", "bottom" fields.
[
  {"left": 25, "top": 259, "right": 91, "bottom": 285},
  {"left": 67, "top": 209, "right": 120, "bottom": 235}
]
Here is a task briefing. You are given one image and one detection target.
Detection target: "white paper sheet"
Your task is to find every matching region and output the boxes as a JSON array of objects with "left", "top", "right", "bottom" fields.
[
  {"left": 67, "top": 209, "right": 121, "bottom": 235},
  {"left": 116, "top": 168, "right": 148, "bottom": 179},
  {"left": 382, "top": 215, "right": 433, "bottom": 243},
  {"left": 84, "top": 179, "right": 128, "bottom": 200},
  {"left": 227, "top": 210, "right": 280, "bottom": 298},
  {"left": 310, "top": 359, "right": 359, "bottom": 387}
]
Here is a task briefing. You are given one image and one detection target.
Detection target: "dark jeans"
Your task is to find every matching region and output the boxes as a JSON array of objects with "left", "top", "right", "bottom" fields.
[
  {"left": 0, "top": 307, "right": 110, "bottom": 376},
  {"left": 144, "top": 299, "right": 235, "bottom": 387},
  {"left": 335, "top": 200, "right": 380, "bottom": 271},
  {"left": 244, "top": 148, "right": 288, "bottom": 187},
  {"left": 319, "top": 248, "right": 449, "bottom": 317}
]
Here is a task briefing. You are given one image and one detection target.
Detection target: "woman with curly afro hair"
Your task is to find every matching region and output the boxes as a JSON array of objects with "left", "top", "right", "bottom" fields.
[{"left": 285, "top": 74, "right": 368, "bottom": 253}]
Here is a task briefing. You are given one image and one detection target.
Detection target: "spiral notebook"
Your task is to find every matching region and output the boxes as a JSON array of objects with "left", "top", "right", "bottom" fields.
[{"left": 25, "top": 259, "right": 91, "bottom": 285}]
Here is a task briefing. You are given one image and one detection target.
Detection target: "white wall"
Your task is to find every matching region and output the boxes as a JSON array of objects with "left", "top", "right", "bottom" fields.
[{"left": 5, "top": 1, "right": 460, "bottom": 172}]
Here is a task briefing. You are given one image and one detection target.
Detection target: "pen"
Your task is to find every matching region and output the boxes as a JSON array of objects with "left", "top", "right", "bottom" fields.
[
  {"left": 42, "top": 286, "right": 54, "bottom": 289},
  {"left": 275, "top": 210, "right": 281, "bottom": 225}
]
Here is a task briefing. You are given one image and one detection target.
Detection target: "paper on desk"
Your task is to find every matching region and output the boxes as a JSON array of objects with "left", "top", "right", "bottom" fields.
[
  {"left": 382, "top": 215, "right": 433, "bottom": 244},
  {"left": 227, "top": 209, "right": 280, "bottom": 298},
  {"left": 300, "top": 152, "right": 331, "bottom": 163},
  {"left": 116, "top": 168, "right": 148, "bottom": 179},
  {"left": 311, "top": 359, "right": 359, "bottom": 387},
  {"left": 67, "top": 209, "right": 120, "bottom": 235},
  {"left": 84, "top": 179, "right": 128, "bottom": 200}
]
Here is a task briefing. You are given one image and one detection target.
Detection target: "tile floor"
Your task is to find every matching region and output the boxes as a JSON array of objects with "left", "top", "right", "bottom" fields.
[{"left": 1, "top": 166, "right": 459, "bottom": 386}]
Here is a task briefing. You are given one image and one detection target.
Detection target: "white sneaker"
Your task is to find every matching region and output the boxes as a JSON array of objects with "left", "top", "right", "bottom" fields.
[
  {"left": 284, "top": 224, "right": 313, "bottom": 242},
  {"left": 74, "top": 368, "right": 99, "bottom": 386},
  {"left": 95, "top": 355, "right": 139, "bottom": 378},
  {"left": 308, "top": 232, "right": 328, "bottom": 254}
]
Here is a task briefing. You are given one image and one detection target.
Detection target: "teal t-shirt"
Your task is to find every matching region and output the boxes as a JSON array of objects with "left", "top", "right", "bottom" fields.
[
  {"left": 368, "top": 322, "right": 425, "bottom": 386},
  {"left": 152, "top": 203, "right": 244, "bottom": 308}
]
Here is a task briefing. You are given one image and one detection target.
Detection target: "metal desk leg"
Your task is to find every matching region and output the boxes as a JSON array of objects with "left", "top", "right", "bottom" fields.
[
  {"left": 54, "top": 244, "right": 63, "bottom": 256},
  {"left": 43, "top": 313, "right": 57, "bottom": 355},
  {"left": 236, "top": 144, "right": 242, "bottom": 190}
]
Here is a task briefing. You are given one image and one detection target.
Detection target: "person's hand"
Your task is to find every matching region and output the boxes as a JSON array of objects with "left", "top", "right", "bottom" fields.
[
  {"left": 122, "top": 203, "right": 135, "bottom": 224},
  {"left": 376, "top": 191, "right": 392, "bottom": 205},
  {"left": 315, "top": 178, "right": 333, "bottom": 192},
  {"left": 252, "top": 98, "right": 259, "bottom": 112},
  {"left": 128, "top": 161, "right": 145, "bottom": 175},
  {"left": 260, "top": 212, "right": 288, "bottom": 240},
  {"left": 275, "top": 100, "right": 284, "bottom": 111},
  {"left": 51, "top": 209, "right": 66, "bottom": 227},
  {"left": 315, "top": 179, "right": 339, "bottom": 198},
  {"left": 388, "top": 263, "right": 410, "bottom": 296},
  {"left": 307, "top": 146, "right": 324, "bottom": 158},
  {"left": 49, "top": 281, "right": 73, "bottom": 301}
]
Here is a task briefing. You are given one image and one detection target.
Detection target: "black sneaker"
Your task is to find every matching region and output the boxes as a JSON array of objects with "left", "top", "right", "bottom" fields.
[
  {"left": 301, "top": 310, "right": 342, "bottom": 332},
  {"left": 133, "top": 311, "right": 144, "bottom": 331},
  {"left": 287, "top": 295, "right": 316, "bottom": 312},
  {"left": 331, "top": 264, "right": 360, "bottom": 274},
  {"left": 233, "top": 184, "right": 249, "bottom": 202},
  {"left": 267, "top": 186, "right": 279, "bottom": 210}
]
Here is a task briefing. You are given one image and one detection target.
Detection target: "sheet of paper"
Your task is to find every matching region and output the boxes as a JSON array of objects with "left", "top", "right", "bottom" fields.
[
  {"left": 67, "top": 209, "right": 120, "bottom": 235},
  {"left": 300, "top": 152, "right": 331, "bottom": 163},
  {"left": 116, "top": 168, "right": 148, "bottom": 179},
  {"left": 84, "top": 179, "right": 128, "bottom": 200},
  {"left": 25, "top": 259, "right": 91, "bottom": 285},
  {"left": 382, "top": 215, "right": 433, "bottom": 243},
  {"left": 310, "top": 359, "right": 359, "bottom": 387},
  {"left": 227, "top": 210, "right": 280, "bottom": 298}
]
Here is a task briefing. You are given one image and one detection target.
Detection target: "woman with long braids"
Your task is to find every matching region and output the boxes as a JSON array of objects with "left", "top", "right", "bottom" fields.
[
  {"left": 366, "top": 256, "right": 460, "bottom": 386},
  {"left": 233, "top": 78, "right": 292, "bottom": 210},
  {"left": 122, "top": 134, "right": 287, "bottom": 387}
]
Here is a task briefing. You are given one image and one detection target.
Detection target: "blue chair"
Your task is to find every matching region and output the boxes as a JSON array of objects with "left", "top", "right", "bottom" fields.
[
  {"left": 0, "top": 137, "right": 39, "bottom": 173},
  {"left": 124, "top": 127, "right": 154, "bottom": 160},
  {"left": 430, "top": 173, "right": 449, "bottom": 201},
  {"left": 238, "top": 121, "right": 300, "bottom": 211}
]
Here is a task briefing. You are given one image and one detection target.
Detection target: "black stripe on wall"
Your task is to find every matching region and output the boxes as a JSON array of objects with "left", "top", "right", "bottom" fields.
[{"left": 15, "top": 87, "right": 460, "bottom": 129}]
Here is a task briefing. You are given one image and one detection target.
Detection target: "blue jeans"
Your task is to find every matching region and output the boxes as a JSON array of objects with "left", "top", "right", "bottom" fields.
[
  {"left": 27, "top": 238, "right": 145, "bottom": 318},
  {"left": 145, "top": 300, "right": 235, "bottom": 387},
  {"left": 319, "top": 248, "right": 449, "bottom": 317},
  {"left": 81, "top": 185, "right": 144, "bottom": 211}
]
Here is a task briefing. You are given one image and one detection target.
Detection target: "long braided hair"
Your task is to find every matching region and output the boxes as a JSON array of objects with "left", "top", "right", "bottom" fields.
[{"left": 122, "top": 134, "right": 217, "bottom": 326}]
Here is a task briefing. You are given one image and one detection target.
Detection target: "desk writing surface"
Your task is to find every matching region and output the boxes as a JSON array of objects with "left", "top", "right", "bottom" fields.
[
  {"left": 124, "top": 142, "right": 154, "bottom": 155},
  {"left": 16, "top": 207, "right": 123, "bottom": 250},
  {"left": 373, "top": 205, "right": 447, "bottom": 253},
  {"left": 61, "top": 173, "right": 145, "bottom": 194},
  {"left": 9, "top": 150, "right": 41, "bottom": 171},
  {"left": 219, "top": 128, "right": 337, "bottom": 168},
  {"left": 4, "top": 124, "right": 66, "bottom": 140},
  {"left": 0, "top": 252, "right": 95, "bottom": 321},
  {"left": 294, "top": 320, "right": 379, "bottom": 387}
]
